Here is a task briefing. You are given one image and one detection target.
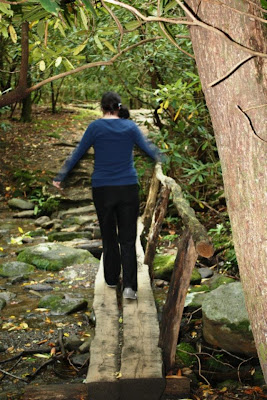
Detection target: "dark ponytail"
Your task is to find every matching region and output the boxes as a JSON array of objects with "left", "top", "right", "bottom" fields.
[
  {"left": 101, "top": 91, "right": 130, "bottom": 118},
  {"left": 118, "top": 105, "right": 130, "bottom": 119}
]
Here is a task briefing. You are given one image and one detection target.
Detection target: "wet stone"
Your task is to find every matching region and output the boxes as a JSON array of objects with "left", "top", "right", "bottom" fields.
[
  {"left": 13, "top": 210, "right": 35, "bottom": 218},
  {"left": 48, "top": 231, "right": 93, "bottom": 242},
  {"left": 64, "top": 334, "right": 84, "bottom": 351},
  {"left": 34, "top": 216, "right": 51, "bottom": 226},
  {"left": 0, "top": 261, "right": 35, "bottom": 278},
  {"left": 8, "top": 198, "right": 34, "bottom": 210},
  {"left": 198, "top": 267, "right": 214, "bottom": 279},
  {"left": 0, "top": 291, "right": 16, "bottom": 303},
  {"left": 24, "top": 283, "right": 54, "bottom": 291},
  {"left": 0, "top": 297, "right": 6, "bottom": 310},
  {"left": 71, "top": 353, "right": 90, "bottom": 367}
]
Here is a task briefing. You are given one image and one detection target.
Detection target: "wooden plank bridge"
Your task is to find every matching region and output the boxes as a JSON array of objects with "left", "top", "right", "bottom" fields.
[{"left": 24, "top": 164, "right": 213, "bottom": 399}]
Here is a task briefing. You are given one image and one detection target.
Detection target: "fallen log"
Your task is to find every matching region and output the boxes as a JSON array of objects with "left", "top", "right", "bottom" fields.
[{"left": 155, "top": 163, "right": 214, "bottom": 258}]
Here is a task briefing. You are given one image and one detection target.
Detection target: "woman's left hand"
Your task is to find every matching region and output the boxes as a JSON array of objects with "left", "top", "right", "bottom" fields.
[{"left": 53, "top": 180, "right": 62, "bottom": 190}]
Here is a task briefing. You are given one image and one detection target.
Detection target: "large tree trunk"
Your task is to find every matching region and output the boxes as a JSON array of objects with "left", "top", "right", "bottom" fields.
[{"left": 186, "top": 0, "right": 267, "bottom": 381}]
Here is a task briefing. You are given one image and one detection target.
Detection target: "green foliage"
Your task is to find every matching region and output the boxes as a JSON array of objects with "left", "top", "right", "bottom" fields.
[
  {"left": 209, "top": 223, "right": 238, "bottom": 269},
  {"left": 30, "top": 191, "right": 60, "bottom": 216}
]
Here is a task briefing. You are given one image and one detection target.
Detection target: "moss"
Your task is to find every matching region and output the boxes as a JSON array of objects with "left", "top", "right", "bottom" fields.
[
  {"left": 190, "top": 268, "right": 201, "bottom": 284},
  {"left": 153, "top": 254, "right": 176, "bottom": 281},
  {"left": 190, "top": 284, "right": 210, "bottom": 293},
  {"left": 209, "top": 275, "right": 235, "bottom": 290},
  {"left": 175, "top": 342, "right": 196, "bottom": 367}
]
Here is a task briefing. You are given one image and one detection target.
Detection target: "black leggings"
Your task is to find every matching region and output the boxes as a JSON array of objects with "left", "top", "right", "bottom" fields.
[{"left": 92, "top": 184, "right": 139, "bottom": 291}]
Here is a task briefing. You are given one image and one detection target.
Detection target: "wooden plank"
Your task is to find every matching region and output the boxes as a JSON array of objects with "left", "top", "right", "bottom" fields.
[
  {"left": 85, "top": 257, "right": 119, "bottom": 383},
  {"left": 23, "top": 383, "right": 89, "bottom": 400},
  {"left": 120, "top": 221, "right": 163, "bottom": 381}
]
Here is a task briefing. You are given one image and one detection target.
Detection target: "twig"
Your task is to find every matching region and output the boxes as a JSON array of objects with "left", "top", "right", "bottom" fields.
[
  {"left": 208, "top": 56, "right": 255, "bottom": 88},
  {"left": 237, "top": 105, "right": 267, "bottom": 143},
  {"left": 0, "top": 368, "right": 28, "bottom": 382},
  {"left": 244, "top": 0, "right": 267, "bottom": 13},
  {"left": 58, "top": 328, "right": 66, "bottom": 357},
  {"left": 202, "top": 345, "right": 248, "bottom": 361},
  {"left": 195, "top": 353, "right": 211, "bottom": 385},
  {"left": 184, "top": 306, "right": 202, "bottom": 324},
  {"left": 100, "top": 0, "right": 124, "bottom": 51},
  {"left": 237, "top": 357, "right": 253, "bottom": 383},
  {"left": 178, "top": 349, "right": 235, "bottom": 370},
  {"left": 28, "top": 356, "right": 60, "bottom": 380}
]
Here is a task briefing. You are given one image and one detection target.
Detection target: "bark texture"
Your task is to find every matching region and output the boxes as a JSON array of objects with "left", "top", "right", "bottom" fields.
[{"left": 187, "top": 0, "right": 267, "bottom": 381}]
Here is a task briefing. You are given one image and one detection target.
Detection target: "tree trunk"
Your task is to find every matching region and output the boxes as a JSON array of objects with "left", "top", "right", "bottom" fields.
[{"left": 187, "top": 0, "right": 267, "bottom": 381}]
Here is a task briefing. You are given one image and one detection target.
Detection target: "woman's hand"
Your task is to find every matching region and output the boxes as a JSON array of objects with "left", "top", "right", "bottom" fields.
[{"left": 53, "top": 180, "right": 62, "bottom": 190}]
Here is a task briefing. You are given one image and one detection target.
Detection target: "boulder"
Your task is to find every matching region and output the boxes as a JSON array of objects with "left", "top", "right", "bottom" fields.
[
  {"left": 8, "top": 198, "right": 34, "bottom": 210},
  {"left": 202, "top": 282, "right": 257, "bottom": 355},
  {"left": 17, "top": 243, "right": 99, "bottom": 271},
  {"left": 38, "top": 294, "right": 88, "bottom": 315},
  {"left": 0, "top": 261, "right": 35, "bottom": 278}
]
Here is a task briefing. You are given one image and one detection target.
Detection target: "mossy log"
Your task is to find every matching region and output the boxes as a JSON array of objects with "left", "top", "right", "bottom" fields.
[
  {"left": 155, "top": 163, "right": 214, "bottom": 258},
  {"left": 144, "top": 185, "right": 171, "bottom": 276}
]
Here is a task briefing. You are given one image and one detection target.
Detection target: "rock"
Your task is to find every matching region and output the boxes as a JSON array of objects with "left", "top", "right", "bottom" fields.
[
  {"left": 21, "top": 237, "right": 34, "bottom": 244},
  {"left": 28, "top": 229, "right": 46, "bottom": 237},
  {"left": 0, "top": 261, "right": 35, "bottom": 278},
  {"left": 0, "top": 342, "right": 7, "bottom": 352},
  {"left": 209, "top": 274, "right": 236, "bottom": 290},
  {"left": 153, "top": 254, "right": 202, "bottom": 284},
  {"left": 47, "top": 231, "right": 93, "bottom": 242},
  {"left": 62, "top": 239, "right": 102, "bottom": 258},
  {"left": 62, "top": 215, "right": 97, "bottom": 227},
  {"left": 35, "top": 216, "right": 51, "bottom": 226},
  {"left": 17, "top": 243, "right": 99, "bottom": 271},
  {"left": 154, "top": 279, "right": 166, "bottom": 288},
  {"left": 198, "top": 267, "right": 214, "bottom": 279},
  {"left": 176, "top": 342, "right": 196, "bottom": 367},
  {"left": 153, "top": 254, "right": 176, "bottom": 281},
  {"left": 190, "top": 268, "right": 202, "bottom": 284},
  {"left": 184, "top": 292, "right": 207, "bottom": 308},
  {"left": 64, "top": 334, "right": 83, "bottom": 351},
  {"left": 38, "top": 294, "right": 88, "bottom": 315},
  {"left": 58, "top": 205, "right": 96, "bottom": 218},
  {"left": 202, "top": 282, "right": 257, "bottom": 355},
  {"left": 13, "top": 210, "right": 35, "bottom": 218},
  {"left": 0, "top": 298, "right": 6, "bottom": 310},
  {"left": 0, "top": 291, "right": 16, "bottom": 302},
  {"left": 24, "top": 283, "right": 53, "bottom": 291},
  {"left": 71, "top": 353, "right": 90, "bottom": 367},
  {"left": 8, "top": 198, "right": 34, "bottom": 210},
  {"left": 79, "top": 338, "right": 93, "bottom": 353}
]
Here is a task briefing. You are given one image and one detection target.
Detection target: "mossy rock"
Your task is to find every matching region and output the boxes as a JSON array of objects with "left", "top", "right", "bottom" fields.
[
  {"left": 190, "top": 268, "right": 202, "bottom": 284},
  {"left": 0, "top": 261, "right": 35, "bottom": 278},
  {"left": 154, "top": 254, "right": 202, "bottom": 284},
  {"left": 175, "top": 342, "right": 196, "bottom": 367},
  {"left": 48, "top": 231, "right": 93, "bottom": 242},
  {"left": 153, "top": 254, "right": 176, "bottom": 281},
  {"left": 27, "top": 229, "right": 46, "bottom": 237},
  {"left": 17, "top": 243, "right": 99, "bottom": 271},
  {"left": 38, "top": 294, "right": 88, "bottom": 315},
  {"left": 209, "top": 274, "right": 235, "bottom": 290}
]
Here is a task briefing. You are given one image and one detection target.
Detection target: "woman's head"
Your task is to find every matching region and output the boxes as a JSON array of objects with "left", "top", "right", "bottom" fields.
[{"left": 101, "top": 91, "right": 130, "bottom": 118}]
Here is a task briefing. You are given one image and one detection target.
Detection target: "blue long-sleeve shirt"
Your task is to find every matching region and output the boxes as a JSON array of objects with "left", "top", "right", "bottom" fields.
[{"left": 54, "top": 118, "right": 162, "bottom": 187}]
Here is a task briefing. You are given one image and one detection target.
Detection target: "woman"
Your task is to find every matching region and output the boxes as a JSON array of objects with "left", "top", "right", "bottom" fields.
[{"left": 53, "top": 91, "right": 162, "bottom": 300}]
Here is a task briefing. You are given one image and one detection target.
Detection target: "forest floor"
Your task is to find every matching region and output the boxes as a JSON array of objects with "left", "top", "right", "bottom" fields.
[{"left": 0, "top": 105, "right": 266, "bottom": 400}]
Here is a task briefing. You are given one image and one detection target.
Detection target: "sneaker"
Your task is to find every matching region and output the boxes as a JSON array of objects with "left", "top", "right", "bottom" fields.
[
  {"left": 107, "top": 284, "right": 117, "bottom": 288},
  {"left": 123, "top": 287, "right": 137, "bottom": 300}
]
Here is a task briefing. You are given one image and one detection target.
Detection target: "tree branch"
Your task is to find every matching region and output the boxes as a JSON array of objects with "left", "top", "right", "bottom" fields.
[{"left": 100, "top": 0, "right": 124, "bottom": 51}]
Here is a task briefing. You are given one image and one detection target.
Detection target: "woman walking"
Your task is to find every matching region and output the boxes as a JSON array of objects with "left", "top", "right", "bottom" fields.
[{"left": 53, "top": 92, "right": 162, "bottom": 300}]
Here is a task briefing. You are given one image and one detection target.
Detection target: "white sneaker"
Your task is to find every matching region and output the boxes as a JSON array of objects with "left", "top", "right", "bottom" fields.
[
  {"left": 123, "top": 287, "right": 137, "bottom": 300},
  {"left": 107, "top": 284, "right": 117, "bottom": 288}
]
